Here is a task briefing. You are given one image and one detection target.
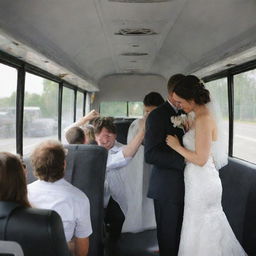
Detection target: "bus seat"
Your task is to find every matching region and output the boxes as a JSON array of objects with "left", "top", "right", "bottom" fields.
[
  {"left": 114, "top": 119, "right": 134, "bottom": 144},
  {"left": 64, "top": 144, "right": 108, "bottom": 256},
  {"left": 0, "top": 240, "right": 24, "bottom": 256},
  {"left": 0, "top": 201, "right": 70, "bottom": 256},
  {"left": 220, "top": 158, "right": 256, "bottom": 255}
]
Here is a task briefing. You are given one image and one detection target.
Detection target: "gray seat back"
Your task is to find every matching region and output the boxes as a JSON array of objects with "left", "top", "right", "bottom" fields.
[
  {"left": 220, "top": 158, "right": 256, "bottom": 255},
  {"left": 0, "top": 201, "right": 70, "bottom": 256},
  {"left": 64, "top": 144, "right": 108, "bottom": 256}
]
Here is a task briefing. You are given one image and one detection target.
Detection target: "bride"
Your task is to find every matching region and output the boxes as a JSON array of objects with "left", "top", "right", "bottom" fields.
[{"left": 166, "top": 75, "right": 247, "bottom": 255}]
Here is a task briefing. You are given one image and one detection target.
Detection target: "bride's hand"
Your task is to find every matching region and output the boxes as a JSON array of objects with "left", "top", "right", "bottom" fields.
[{"left": 166, "top": 135, "right": 180, "bottom": 149}]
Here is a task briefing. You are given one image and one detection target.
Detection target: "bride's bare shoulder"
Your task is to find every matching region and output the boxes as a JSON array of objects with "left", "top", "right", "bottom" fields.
[{"left": 195, "top": 109, "right": 214, "bottom": 127}]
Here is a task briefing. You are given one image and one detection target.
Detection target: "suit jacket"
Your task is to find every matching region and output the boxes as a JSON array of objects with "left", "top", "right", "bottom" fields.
[{"left": 144, "top": 101, "right": 185, "bottom": 203}]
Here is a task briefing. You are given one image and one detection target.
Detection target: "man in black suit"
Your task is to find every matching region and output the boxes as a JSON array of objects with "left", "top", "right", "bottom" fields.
[{"left": 144, "top": 74, "right": 186, "bottom": 256}]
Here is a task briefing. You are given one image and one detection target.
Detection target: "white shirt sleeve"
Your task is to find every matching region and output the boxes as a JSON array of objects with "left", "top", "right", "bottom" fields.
[
  {"left": 107, "top": 147, "right": 131, "bottom": 171},
  {"left": 74, "top": 195, "right": 92, "bottom": 238}
]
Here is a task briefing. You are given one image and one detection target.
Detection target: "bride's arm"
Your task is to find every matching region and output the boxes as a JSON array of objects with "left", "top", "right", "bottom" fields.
[{"left": 166, "top": 115, "right": 212, "bottom": 166}]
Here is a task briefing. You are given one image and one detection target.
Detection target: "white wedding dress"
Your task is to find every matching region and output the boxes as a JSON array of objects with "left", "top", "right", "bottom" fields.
[
  {"left": 178, "top": 128, "right": 247, "bottom": 256},
  {"left": 120, "top": 118, "right": 156, "bottom": 232}
]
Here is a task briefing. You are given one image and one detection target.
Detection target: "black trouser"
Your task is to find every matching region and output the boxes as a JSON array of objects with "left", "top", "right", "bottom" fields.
[
  {"left": 104, "top": 197, "right": 125, "bottom": 240},
  {"left": 154, "top": 200, "right": 184, "bottom": 256}
]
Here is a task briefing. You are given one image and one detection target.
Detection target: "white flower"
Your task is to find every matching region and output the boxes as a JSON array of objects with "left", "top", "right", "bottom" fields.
[
  {"left": 171, "top": 112, "right": 195, "bottom": 130},
  {"left": 171, "top": 114, "right": 187, "bottom": 129}
]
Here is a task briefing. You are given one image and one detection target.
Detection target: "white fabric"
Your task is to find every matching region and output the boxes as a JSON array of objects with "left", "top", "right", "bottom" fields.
[
  {"left": 207, "top": 101, "right": 228, "bottom": 170},
  {"left": 178, "top": 128, "right": 247, "bottom": 256},
  {"left": 0, "top": 241, "right": 24, "bottom": 256},
  {"left": 120, "top": 119, "right": 156, "bottom": 233},
  {"left": 27, "top": 178, "right": 92, "bottom": 242},
  {"left": 104, "top": 141, "right": 131, "bottom": 214}
]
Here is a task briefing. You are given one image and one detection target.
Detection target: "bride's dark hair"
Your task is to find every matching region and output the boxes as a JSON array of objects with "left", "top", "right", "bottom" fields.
[{"left": 173, "top": 75, "right": 210, "bottom": 105}]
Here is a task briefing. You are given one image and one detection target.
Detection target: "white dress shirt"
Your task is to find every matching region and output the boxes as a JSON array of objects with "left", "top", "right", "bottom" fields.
[
  {"left": 28, "top": 178, "right": 92, "bottom": 242},
  {"left": 167, "top": 98, "right": 179, "bottom": 113},
  {"left": 104, "top": 141, "right": 131, "bottom": 213}
]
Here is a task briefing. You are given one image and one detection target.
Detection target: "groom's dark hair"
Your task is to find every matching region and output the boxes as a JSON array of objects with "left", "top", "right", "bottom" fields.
[{"left": 167, "top": 73, "right": 185, "bottom": 93}]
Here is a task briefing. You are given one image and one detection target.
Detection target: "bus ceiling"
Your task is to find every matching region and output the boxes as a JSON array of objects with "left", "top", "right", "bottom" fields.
[{"left": 0, "top": 0, "right": 256, "bottom": 91}]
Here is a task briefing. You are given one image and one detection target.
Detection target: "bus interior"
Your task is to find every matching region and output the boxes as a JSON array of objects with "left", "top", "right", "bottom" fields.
[{"left": 0, "top": 1, "right": 256, "bottom": 256}]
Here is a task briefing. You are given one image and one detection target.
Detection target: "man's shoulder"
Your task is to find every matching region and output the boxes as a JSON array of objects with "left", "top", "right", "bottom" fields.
[
  {"left": 110, "top": 141, "right": 124, "bottom": 151},
  {"left": 63, "top": 180, "right": 89, "bottom": 201},
  {"left": 148, "top": 102, "right": 171, "bottom": 119},
  {"left": 27, "top": 180, "right": 40, "bottom": 191}
]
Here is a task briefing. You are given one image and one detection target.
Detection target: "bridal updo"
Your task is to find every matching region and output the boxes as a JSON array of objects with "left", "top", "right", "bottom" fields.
[{"left": 173, "top": 75, "right": 210, "bottom": 105}]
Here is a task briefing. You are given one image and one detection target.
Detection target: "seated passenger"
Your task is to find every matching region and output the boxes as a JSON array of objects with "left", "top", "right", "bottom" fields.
[
  {"left": 84, "top": 124, "right": 97, "bottom": 144},
  {"left": 66, "top": 125, "right": 97, "bottom": 145},
  {"left": 66, "top": 126, "right": 86, "bottom": 144},
  {"left": 0, "top": 152, "right": 30, "bottom": 207},
  {"left": 121, "top": 91, "right": 164, "bottom": 233},
  {"left": 92, "top": 117, "right": 145, "bottom": 241},
  {"left": 64, "top": 109, "right": 99, "bottom": 144},
  {"left": 27, "top": 140, "right": 92, "bottom": 256}
]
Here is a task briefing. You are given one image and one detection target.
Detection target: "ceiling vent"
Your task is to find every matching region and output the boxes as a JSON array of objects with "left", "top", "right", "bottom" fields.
[
  {"left": 115, "top": 28, "right": 156, "bottom": 36},
  {"left": 120, "top": 52, "right": 148, "bottom": 56},
  {"left": 109, "top": 0, "right": 172, "bottom": 2},
  {"left": 123, "top": 69, "right": 141, "bottom": 73}
]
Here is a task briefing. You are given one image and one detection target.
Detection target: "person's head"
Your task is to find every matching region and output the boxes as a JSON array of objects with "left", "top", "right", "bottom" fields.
[
  {"left": 93, "top": 117, "right": 116, "bottom": 150},
  {"left": 173, "top": 75, "right": 210, "bottom": 113},
  {"left": 66, "top": 126, "right": 85, "bottom": 144},
  {"left": 0, "top": 152, "right": 30, "bottom": 207},
  {"left": 84, "top": 124, "right": 96, "bottom": 144},
  {"left": 31, "top": 140, "right": 66, "bottom": 182},
  {"left": 143, "top": 92, "right": 165, "bottom": 114},
  {"left": 167, "top": 73, "right": 186, "bottom": 106}
]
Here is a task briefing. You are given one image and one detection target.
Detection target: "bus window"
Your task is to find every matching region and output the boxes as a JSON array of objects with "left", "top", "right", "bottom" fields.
[
  {"left": 100, "top": 101, "right": 127, "bottom": 117},
  {"left": 128, "top": 101, "right": 143, "bottom": 118},
  {"left": 61, "top": 87, "right": 75, "bottom": 141},
  {"left": 0, "top": 64, "right": 17, "bottom": 153},
  {"left": 100, "top": 101, "right": 144, "bottom": 118},
  {"left": 23, "top": 73, "right": 58, "bottom": 155},
  {"left": 233, "top": 69, "right": 256, "bottom": 164},
  {"left": 76, "top": 91, "right": 84, "bottom": 120}
]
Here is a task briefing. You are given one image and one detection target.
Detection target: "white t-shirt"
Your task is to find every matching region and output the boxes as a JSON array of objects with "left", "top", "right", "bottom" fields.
[
  {"left": 27, "top": 178, "right": 92, "bottom": 242},
  {"left": 104, "top": 141, "right": 131, "bottom": 213}
]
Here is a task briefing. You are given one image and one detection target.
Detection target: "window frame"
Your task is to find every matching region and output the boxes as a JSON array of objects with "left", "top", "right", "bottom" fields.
[{"left": 0, "top": 51, "right": 87, "bottom": 156}]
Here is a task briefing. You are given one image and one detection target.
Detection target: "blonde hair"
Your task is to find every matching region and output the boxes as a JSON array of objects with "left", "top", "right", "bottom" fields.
[{"left": 84, "top": 124, "right": 96, "bottom": 144}]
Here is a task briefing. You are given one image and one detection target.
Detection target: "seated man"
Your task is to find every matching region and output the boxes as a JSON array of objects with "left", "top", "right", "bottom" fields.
[
  {"left": 65, "top": 126, "right": 86, "bottom": 144},
  {"left": 63, "top": 109, "right": 99, "bottom": 144},
  {"left": 66, "top": 125, "right": 96, "bottom": 145},
  {"left": 92, "top": 117, "right": 145, "bottom": 241},
  {"left": 27, "top": 140, "right": 92, "bottom": 256}
]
